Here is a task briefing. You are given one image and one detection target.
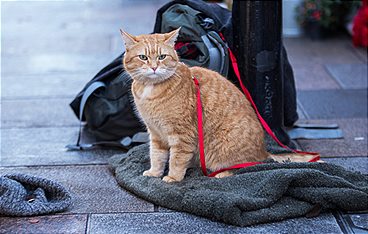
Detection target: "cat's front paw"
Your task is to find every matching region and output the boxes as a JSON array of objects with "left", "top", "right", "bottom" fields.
[
  {"left": 143, "top": 169, "right": 162, "bottom": 177},
  {"left": 162, "top": 176, "right": 181, "bottom": 183}
]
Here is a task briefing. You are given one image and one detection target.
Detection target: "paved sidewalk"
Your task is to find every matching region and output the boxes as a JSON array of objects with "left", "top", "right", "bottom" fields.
[{"left": 1, "top": 1, "right": 367, "bottom": 233}]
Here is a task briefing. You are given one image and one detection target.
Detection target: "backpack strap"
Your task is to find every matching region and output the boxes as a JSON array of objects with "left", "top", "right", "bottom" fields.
[
  {"left": 78, "top": 81, "right": 106, "bottom": 122},
  {"left": 66, "top": 132, "right": 149, "bottom": 151},
  {"left": 66, "top": 81, "right": 105, "bottom": 150},
  {"left": 201, "top": 35, "right": 221, "bottom": 73},
  {"left": 207, "top": 31, "right": 229, "bottom": 77},
  {"left": 201, "top": 31, "right": 229, "bottom": 77}
]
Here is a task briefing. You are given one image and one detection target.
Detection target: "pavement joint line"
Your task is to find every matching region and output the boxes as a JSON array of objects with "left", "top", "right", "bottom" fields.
[
  {"left": 86, "top": 213, "right": 92, "bottom": 234},
  {"left": 322, "top": 64, "right": 344, "bottom": 90},
  {"left": 296, "top": 98, "right": 310, "bottom": 120}
]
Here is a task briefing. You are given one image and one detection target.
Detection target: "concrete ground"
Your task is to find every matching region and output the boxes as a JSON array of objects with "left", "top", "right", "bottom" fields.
[{"left": 0, "top": 0, "right": 367, "bottom": 233}]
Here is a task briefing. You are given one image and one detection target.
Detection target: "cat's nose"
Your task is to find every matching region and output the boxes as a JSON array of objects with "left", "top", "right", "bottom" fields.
[{"left": 151, "top": 67, "right": 158, "bottom": 73}]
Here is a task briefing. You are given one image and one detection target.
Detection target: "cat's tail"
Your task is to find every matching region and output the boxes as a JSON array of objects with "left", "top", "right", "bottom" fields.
[
  {"left": 209, "top": 152, "right": 321, "bottom": 178},
  {"left": 267, "top": 152, "right": 322, "bottom": 163}
]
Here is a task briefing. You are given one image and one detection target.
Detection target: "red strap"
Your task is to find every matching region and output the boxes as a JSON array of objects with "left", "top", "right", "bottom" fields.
[
  {"left": 193, "top": 77, "right": 208, "bottom": 176},
  {"left": 193, "top": 33, "right": 320, "bottom": 177},
  {"left": 223, "top": 36, "right": 319, "bottom": 159}
]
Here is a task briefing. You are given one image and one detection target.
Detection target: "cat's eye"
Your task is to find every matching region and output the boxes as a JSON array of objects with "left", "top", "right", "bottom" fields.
[
  {"left": 158, "top": 54, "right": 167, "bottom": 60},
  {"left": 138, "top": 55, "right": 148, "bottom": 61}
]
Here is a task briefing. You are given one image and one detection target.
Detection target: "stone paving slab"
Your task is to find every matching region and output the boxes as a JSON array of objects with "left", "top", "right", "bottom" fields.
[
  {"left": 0, "top": 127, "right": 122, "bottom": 166},
  {"left": 0, "top": 214, "right": 87, "bottom": 234},
  {"left": 325, "top": 64, "right": 368, "bottom": 89},
  {"left": 1, "top": 98, "right": 78, "bottom": 128},
  {"left": 1, "top": 74, "right": 93, "bottom": 99},
  {"left": 88, "top": 212, "right": 342, "bottom": 234},
  {"left": 293, "top": 64, "right": 340, "bottom": 90},
  {"left": 1, "top": 0, "right": 168, "bottom": 56},
  {"left": 324, "top": 157, "right": 368, "bottom": 174},
  {"left": 1, "top": 0, "right": 168, "bottom": 25},
  {"left": 297, "top": 89, "right": 367, "bottom": 119},
  {"left": 1, "top": 53, "right": 118, "bottom": 76},
  {"left": 297, "top": 119, "right": 368, "bottom": 157},
  {"left": 284, "top": 37, "right": 364, "bottom": 66},
  {"left": 0, "top": 165, "right": 154, "bottom": 213},
  {"left": 2, "top": 34, "right": 113, "bottom": 55}
]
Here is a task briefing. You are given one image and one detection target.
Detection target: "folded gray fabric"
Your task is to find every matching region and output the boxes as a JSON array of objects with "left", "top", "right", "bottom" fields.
[
  {"left": 0, "top": 174, "right": 73, "bottom": 216},
  {"left": 111, "top": 144, "right": 368, "bottom": 226}
]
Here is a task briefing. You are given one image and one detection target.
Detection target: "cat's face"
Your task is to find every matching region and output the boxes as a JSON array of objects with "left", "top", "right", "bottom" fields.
[{"left": 121, "top": 29, "right": 180, "bottom": 84}]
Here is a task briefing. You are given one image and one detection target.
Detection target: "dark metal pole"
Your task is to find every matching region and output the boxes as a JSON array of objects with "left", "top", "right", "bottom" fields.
[{"left": 232, "top": 0, "right": 292, "bottom": 147}]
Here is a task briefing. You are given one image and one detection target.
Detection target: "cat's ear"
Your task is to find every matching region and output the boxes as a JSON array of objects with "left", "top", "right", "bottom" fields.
[
  {"left": 120, "top": 29, "right": 138, "bottom": 48},
  {"left": 164, "top": 27, "right": 181, "bottom": 47}
]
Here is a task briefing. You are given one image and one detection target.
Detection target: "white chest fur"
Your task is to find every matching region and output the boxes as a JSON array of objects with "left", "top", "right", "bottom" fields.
[{"left": 140, "top": 85, "right": 154, "bottom": 99}]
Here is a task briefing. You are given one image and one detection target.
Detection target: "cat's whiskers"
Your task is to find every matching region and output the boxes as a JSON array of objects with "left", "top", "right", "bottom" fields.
[{"left": 128, "top": 70, "right": 144, "bottom": 79}]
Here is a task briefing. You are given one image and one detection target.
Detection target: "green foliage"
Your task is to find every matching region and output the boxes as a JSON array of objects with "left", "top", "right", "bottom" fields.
[{"left": 296, "top": 0, "right": 361, "bottom": 29}]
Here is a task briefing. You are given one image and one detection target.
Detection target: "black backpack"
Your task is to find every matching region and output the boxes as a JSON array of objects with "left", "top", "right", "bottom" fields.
[
  {"left": 68, "top": 0, "right": 233, "bottom": 150},
  {"left": 160, "top": 3, "right": 229, "bottom": 76}
]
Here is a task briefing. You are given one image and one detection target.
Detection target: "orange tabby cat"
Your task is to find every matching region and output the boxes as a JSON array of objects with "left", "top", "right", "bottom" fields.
[{"left": 121, "top": 28, "right": 268, "bottom": 183}]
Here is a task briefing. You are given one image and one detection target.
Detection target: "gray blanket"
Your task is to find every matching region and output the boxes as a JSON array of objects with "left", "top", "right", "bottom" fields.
[{"left": 110, "top": 144, "right": 368, "bottom": 226}]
